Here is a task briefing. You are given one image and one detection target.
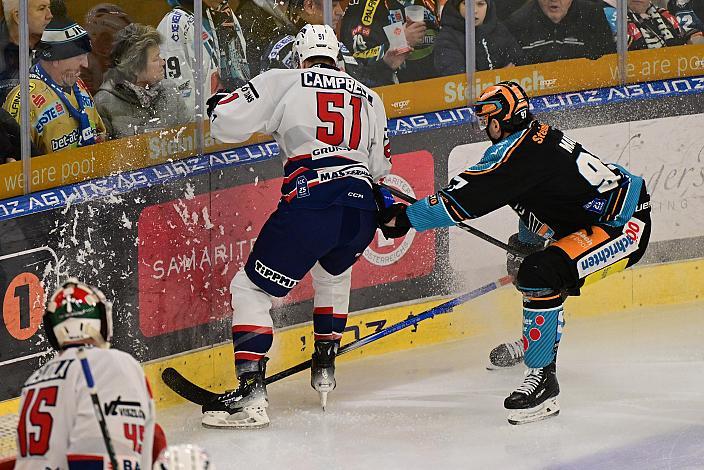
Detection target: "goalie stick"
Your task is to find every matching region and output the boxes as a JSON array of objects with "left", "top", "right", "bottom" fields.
[{"left": 162, "top": 275, "right": 513, "bottom": 406}]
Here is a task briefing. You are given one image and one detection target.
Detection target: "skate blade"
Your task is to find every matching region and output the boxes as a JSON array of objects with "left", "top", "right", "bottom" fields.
[
  {"left": 201, "top": 407, "right": 270, "bottom": 430},
  {"left": 507, "top": 397, "right": 559, "bottom": 425},
  {"left": 319, "top": 391, "right": 328, "bottom": 411}
]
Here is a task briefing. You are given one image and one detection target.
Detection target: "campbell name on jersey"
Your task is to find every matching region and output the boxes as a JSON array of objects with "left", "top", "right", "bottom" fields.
[{"left": 210, "top": 65, "right": 391, "bottom": 211}]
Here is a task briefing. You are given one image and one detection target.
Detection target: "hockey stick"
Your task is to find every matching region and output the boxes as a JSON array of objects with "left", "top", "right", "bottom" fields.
[
  {"left": 377, "top": 183, "right": 530, "bottom": 257},
  {"left": 162, "top": 275, "right": 514, "bottom": 406},
  {"left": 77, "top": 348, "right": 120, "bottom": 470}
]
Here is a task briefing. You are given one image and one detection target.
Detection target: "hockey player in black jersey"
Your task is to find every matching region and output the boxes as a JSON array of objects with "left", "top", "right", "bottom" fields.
[{"left": 379, "top": 81, "right": 651, "bottom": 425}]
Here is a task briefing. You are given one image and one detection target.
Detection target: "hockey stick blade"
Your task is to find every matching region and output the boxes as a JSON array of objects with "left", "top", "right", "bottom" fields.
[{"left": 161, "top": 367, "right": 220, "bottom": 406}]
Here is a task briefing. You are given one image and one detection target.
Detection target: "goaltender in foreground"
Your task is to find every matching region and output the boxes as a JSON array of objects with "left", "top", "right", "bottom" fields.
[
  {"left": 203, "top": 24, "right": 392, "bottom": 429},
  {"left": 379, "top": 81, "right": 651, "bottom": 425}
]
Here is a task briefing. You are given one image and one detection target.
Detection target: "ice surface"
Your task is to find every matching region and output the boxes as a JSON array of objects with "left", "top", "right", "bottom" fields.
[{"left": 159, "top": 301, "right": 704, "bottom": 469}]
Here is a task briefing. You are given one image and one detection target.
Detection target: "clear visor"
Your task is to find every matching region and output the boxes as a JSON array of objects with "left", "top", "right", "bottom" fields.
[{"left": 477, "top": 114, "right": 489, "bottom": 131}]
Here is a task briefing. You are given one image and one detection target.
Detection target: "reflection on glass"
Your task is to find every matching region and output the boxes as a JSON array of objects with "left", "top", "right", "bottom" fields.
[
  {"left": 625, "top": 0, "right": 703, "bottom": 50},
  {"left": 94, "top": 23, "right": 190, "bottom": 139},
  {"left": 81, "top": 3, "right": 132, "bottom": 95},
  {"left": 0, "top": 0, "right": 53, "bottom": 104},
  {"left": 435, "top": 0, "right": 523, "bottom": 77},
  {"left": 158, "top": 0, "right": 250, "bottom": 117},
  {"left": 339, "top": 0, "right": 441, "bottom": 83},
  {"left": 4, "top": 17, "right": 105, "bottom": 155},
  {"left": 505, "top": 0, "right": 616, "bottom": 65}
]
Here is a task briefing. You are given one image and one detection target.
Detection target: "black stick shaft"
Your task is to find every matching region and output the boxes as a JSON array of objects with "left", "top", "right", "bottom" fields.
[
  {"left": 77, "top": 348, "right": 120, "bottom": 470},
  {"left": 265, "top": 275, "right": 512, "bottom": 385}
]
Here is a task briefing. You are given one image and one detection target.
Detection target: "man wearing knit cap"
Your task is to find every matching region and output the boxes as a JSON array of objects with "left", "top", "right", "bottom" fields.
[{"left": 4, "top": 17, "right": 106, "bottom": 155}]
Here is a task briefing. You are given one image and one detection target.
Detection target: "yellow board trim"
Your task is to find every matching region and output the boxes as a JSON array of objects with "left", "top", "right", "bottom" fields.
[{"left": 1, "top": 257, "right": 702, "bottom": 417}]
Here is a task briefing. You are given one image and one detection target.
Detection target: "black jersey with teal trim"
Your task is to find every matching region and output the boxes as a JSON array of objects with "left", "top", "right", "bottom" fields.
[{"left": 407, "top": 120, "right": 645, "bottom": 239}]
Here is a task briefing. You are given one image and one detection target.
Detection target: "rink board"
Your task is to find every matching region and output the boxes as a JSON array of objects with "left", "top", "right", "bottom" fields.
[{"left": 0, "top": 76, "right": 703, "bottom": 440}]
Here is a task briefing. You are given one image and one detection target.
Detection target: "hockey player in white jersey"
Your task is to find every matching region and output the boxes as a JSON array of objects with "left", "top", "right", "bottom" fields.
[
  {"left": 157, "top": 0, "right": 250, "bottom": 116},
  {"left": 15, "top": 280, "right": 156, "bottom": 469},
  {"left": 203, "top": 23, "right": 392, "bottom": 428}
]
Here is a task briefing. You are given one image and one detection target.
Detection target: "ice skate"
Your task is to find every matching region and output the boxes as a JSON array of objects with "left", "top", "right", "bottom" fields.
[
  {"left": 487, "top": 339, "right": 525, "bottom": 370},
  {"left": 201, "top": 361, "right": 269, "bottom": 429},
  {"left": 504, "top": 362, "right": 560, "bottom": 425},
  {"left": 311, "top": 340, "right": 338, "bottom": 410}
]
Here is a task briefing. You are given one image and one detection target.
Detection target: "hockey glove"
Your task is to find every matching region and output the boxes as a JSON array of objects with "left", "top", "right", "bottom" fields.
[
  {"left": 506, "top": 233, "right": 543, "bottom": 281},
  {"left": 206, "top": 90, "right": 231, "bottom": 118},
  {"left": 378, "top": 203, "right": 411, "bottom": 239}
]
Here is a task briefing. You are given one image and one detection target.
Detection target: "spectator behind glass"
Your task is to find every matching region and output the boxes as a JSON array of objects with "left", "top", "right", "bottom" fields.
[
  {"left": 260, "top": 0, "right": 408, "bottom": 86},
  {"left": 82, "top": 4, "right": 133, "bottom": 95},
  {"left": 0, "top": 0, "right": 53, "bottom": 105},
  {"left": 341, "top": 0, "right": 440, "bottom": 83},
  {"left": 3, "top": 18, "right": 106, "bottom": 155},
  {"left": 94, "top": 24, "right": 190, "bottom": 139},
  {"left": 505, "top": 0, "right": 615, "bottom": 65},
  {"left": 668, "top": 0, "right": 704, "bottom": 41},
  {"left": 627, "top": 0, "right": 698, "bottom": 48},
  {"left": 49, "top": 0, "right": 67, "bottom": 19},
  {"left": 0, "top": 107, "right": 39, "bottom": 163},
  {"left": 435, "top": 0, "right": 524, "bottom": 76},
  {"left": 158, "top": 0, "right": 250, "bottom": 116}
]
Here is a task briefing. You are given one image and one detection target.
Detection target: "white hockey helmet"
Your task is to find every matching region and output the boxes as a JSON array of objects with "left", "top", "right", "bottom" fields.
[
  {"left": 293, "top": 24, "right": 339, "bottom": 67},
  {"left": 153, "top": 444, "right": 214, "bottom": 470},
  {"left": 43, "top": 278, "right": 113, "bottom": 350}
]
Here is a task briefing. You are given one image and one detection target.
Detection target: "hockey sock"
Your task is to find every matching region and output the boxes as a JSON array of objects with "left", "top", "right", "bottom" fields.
[
  {"left": 313, "top": 306, "right": 347, "bottom": 342},
  {"left": 522, "top": 294, "right": 565, "bottom": 369},
  {"left": 232, "top": 325, "right": 273, "bottom": 376}
]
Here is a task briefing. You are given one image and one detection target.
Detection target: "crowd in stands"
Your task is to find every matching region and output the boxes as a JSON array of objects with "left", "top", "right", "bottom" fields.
[{"left": 0, "top": 0, "right": 702, "bottom": 162}]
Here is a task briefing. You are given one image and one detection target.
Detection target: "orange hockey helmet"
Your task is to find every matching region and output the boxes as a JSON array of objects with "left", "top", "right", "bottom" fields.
[{"left": 474, "top": 81, "right": 532, "bottom": 133}]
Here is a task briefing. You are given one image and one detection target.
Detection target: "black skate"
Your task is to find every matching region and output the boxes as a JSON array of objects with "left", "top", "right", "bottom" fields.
[
  {"left": 311, "top": 340, "right": 338, "bottom": 410},
  {"left": 504, "top": 362, "right": 560, "bottom": 425},
  {"left": 487, "top": 339, "right": 525, "bottom": 370},
  {"left": 201, "top": 360, "right": 269, "bottom": 429}
]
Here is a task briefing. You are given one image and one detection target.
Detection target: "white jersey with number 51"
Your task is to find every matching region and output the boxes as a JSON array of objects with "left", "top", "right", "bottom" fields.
[{"left": 210, "top": 65, "right": 391, "bottom": 208}]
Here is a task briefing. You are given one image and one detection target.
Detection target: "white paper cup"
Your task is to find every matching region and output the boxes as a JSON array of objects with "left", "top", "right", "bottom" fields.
[
  {"left": 405, "top": 5, "right": 426, "bottom": 22},
  {"left": 383, "top": 23, "right": 411, "bottom": 52}
]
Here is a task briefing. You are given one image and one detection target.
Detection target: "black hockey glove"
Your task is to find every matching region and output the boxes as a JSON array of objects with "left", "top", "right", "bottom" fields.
[
  {"left": 506, "top": 233, "right": 543, "bottom": 282},
  {"left": 378, "top": 203, "right": 411, "bottom": 239},
  {"left": 206, "top": 90, "right": 231, "bottom": 118}
]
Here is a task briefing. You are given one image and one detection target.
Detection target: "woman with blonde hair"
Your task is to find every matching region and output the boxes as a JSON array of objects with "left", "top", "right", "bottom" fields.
[{"left": 95, "top": 23, "right": 190, "bottom": 139}]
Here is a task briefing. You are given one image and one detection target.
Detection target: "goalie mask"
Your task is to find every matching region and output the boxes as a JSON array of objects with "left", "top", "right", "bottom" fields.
[
  {"left": 154, "top": 444, "right": 214, "bottom": 470},
  {"left": 293, "top": 24, "right": 339, "bottom": 67},
  {"left": 43, "top": 279, "right": 113, "bottom": 350}
]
